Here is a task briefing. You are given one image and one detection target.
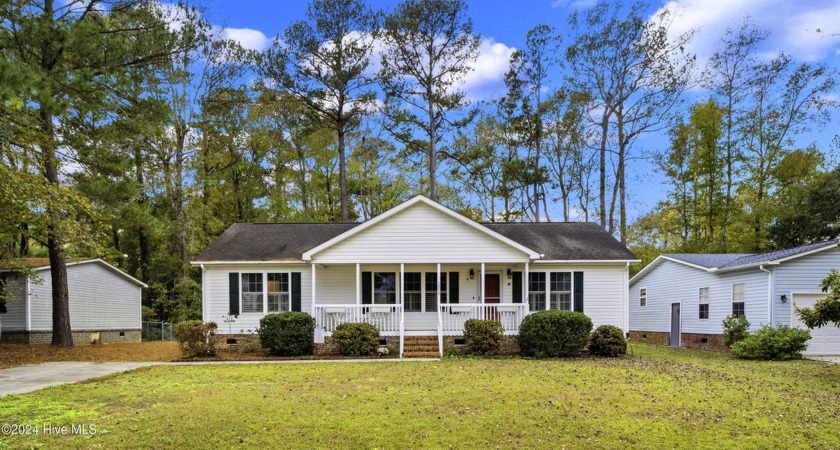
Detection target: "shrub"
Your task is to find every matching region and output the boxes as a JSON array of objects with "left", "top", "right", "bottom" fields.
[
  {"left": 730, "top": 325, "right": 811, "bottom": 360},
  {"left": 332, "top": 322, "right": 380, "bottom": 356},
  {"left": 463, "top": 319, "right": 504, "bottom": 356},
  {"left": 589, "top": 325, "right": 627, "bottom": 357},
  {"left": 518, "top": 310, "right": 593, "bottom": 357},
  {"left": 173, "top": 320, "right": 218, "bottom": 357},
  {"left": 259, "top": 312, "right": 316, "bottom": 356},
  {"left": 723, "top": 315, "right": 751, "bottom": 347}
]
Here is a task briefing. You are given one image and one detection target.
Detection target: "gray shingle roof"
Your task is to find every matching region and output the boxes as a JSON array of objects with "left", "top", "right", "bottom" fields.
[
  {"left": 665, "top": 238, "right": 840, "bottom": 270},
  {"left": 664, "top": 254, "right": 750, "bottom": 269},
  {"left": 484, "top": 222, "right": 637, "bottom": 260},
  {"left": 194, "top": 221, "right": 637, "bottom": 262}
]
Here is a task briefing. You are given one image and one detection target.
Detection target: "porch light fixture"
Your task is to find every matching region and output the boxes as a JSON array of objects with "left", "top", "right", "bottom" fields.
[
  {"left": 506, "top": 268, "right": 512, "bottom": 279},
  {"left": 781, "top": 294, "right": 788, "bottom": 303},
  {"left": 469, "top": 269, "right": 475, "bottom": 279}
]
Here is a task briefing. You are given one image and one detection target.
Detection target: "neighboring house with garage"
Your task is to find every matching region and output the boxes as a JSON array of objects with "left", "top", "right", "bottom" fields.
[
  {"left": 193, "top": 195, "right": 639, "bottom": 357},
  {"left": 629, "top": 239, "right": 840, "bottom": 356},
  {"left": 0, "top": 258, "right": 146, "bottom": 345}
]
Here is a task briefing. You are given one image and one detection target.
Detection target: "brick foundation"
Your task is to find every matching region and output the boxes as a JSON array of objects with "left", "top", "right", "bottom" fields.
[
  {"left": 628, "top": 331, "right": 670, "bottom": 346},
  {"left": 0, "top": 329, "right": 140, "bottom": 345},
  {"left": 628, "top": 330, "right": 726, "bottom": 351},
  {"left": 680, "top": 333, "right": 726, "bottom": 351}
]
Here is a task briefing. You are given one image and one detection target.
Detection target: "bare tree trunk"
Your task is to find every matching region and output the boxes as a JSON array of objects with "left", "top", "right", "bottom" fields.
[
  {"left": 134, "top": 146, "right": 149, "bottom": 283},
  {"left": 18, "top": 223, "right": 28, "bottom": 257},
  {"left": 428, "top": 97, "right": 437, "bottom": 202},
  {"left": 338, "top": 126, "right": 348, "bottom": 221},
  {"left": 598, "top": 112, "right": 608, "bottom": 229},
  {"left": 41, "top": 106, "right": 73, "bottom": 348}
]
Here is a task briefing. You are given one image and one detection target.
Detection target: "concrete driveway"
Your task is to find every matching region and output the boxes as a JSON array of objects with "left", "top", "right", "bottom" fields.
[
  {"left": 807, "top": 356, "right": 840, "bottom": 364},
  {"left": 0, "top": 362, "right": 162, "bottom": 397}
]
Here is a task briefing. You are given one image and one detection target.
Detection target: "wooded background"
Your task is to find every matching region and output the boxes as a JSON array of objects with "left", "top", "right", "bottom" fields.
[{"left": 1, "top": 0, "right": 837, "bottom": 333}]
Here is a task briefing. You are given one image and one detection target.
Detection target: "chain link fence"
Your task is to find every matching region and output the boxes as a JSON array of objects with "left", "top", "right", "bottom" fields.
[{"left": 142, "top": 321, "right": 174, "bottom": 341}]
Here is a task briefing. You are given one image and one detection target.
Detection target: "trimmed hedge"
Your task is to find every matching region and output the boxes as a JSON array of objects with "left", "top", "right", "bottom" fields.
[
  {"left": 518, "top": 310, "right": 593, "bottom": 357},
  {"left": 173, "top": 320, "right": 218, "bottom": 357},
  {"left": 589, "top": 325, "right": 627, "bottom": 357},
  {"left": 259, "top": 312, "right": 315, "bottom": 356},
  {"left": 463, "top": 319, "right": 504, "bottom": 356},
  {"left": 730, "top": 325, "right": 811, "bottom": 360},
  {"left": 332, "top": 322, "right": 380, "bottom": 356}
]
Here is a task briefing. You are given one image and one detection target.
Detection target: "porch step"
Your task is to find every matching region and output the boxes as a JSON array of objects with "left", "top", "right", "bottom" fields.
[
  {"left": 401, "top": 336, "right": 441, "bottom": 358},
  {"left": 402, "top": 351, "right": 440, "bottom": 358}
]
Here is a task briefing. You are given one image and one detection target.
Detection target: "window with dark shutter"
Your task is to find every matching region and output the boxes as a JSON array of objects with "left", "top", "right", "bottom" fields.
[
  {"left": 228, "top": 273, "right": 239, "bottom": 316},
  {"left": 573, "top": 272, "right": 584, "bottom": 313},
  {"left": 291, "top": 272, "right": 302, "bottom": 311}
]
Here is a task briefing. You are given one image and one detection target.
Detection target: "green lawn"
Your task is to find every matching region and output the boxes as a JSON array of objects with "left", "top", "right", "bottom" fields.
[{"left": 1, "top": 344, "right": 838, "bottom": 449}]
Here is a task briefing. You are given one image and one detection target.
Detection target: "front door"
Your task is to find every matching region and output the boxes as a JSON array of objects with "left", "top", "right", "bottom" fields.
[
  {"left": 670, "top": 302, "right": 681, "bottom": 348},
  {"left": 484, "top": 274, "right": 501, "bottom": 303}
]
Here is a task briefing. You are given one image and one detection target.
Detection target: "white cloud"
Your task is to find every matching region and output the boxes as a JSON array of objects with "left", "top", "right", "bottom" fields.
[
  {"left": 461, "top": 38, "right": 517, "bottom": 101},
  {"left": 551, "top": 0, "right": 596, "bottom": 9},
  {"left": 222, "top": 27, "right": 270, "bottom": 51},
  {"left": 656, "top": 0, "right": 840, "bottom": 62}
]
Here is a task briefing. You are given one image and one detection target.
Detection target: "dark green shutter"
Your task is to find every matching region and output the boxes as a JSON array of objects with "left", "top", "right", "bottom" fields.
[
  {"left": 512, "top": 271, "right": 522, "bottom": 303},
  {"left": 291, "top": 272, "right": 302, "bottom": 311},
  {"left": 0, "top": 275, "right": 7, "bottom": 313},
  {"left": 574, "top": 271, "right": 584, "bottom": 313},
  {"left": 362, "top": 272, "right": 372, "bottom": 304},
  {"left": 448, "top": 272, "right": 459, "bottom": 303},
  {"left": 228, "top": 273, "right": 239, "bottom": 316}
]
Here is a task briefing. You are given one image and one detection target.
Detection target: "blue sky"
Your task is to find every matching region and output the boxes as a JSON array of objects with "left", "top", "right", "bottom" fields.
[{"left": 200, "top": 0, "right": 840, "bottom": 221}]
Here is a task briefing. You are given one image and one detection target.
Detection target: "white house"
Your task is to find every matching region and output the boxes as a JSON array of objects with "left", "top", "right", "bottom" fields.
[
  {"left": 193, "top": 196, "right": 638, "bottom": 357},
  {"left": 629, "top": 239, "right": 840, "bottom": 356},
  {"left": 0, "top": 258, "right": 146, "bottom": 345}
]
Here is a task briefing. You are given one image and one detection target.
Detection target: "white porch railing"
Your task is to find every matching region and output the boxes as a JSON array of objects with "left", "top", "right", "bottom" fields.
[
  {"left": 439, "top": 303, "right": 529, "bottom": 336},
  {"left": 313, "top": 304, "right": 403, "bottom": 336}
]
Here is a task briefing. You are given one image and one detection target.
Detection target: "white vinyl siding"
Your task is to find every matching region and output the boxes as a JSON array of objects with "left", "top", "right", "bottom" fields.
[
  {"left": 28, "top": 262, "right": 141, "bottom": 331},
  {"left": 630, "top": 260, "right": 768, "bottom": 334},
  {"left": 312, "top": 203, "right": 530, "bottom": 264},
  {"left": 774, "top": 247, "right": 840, "bottom": 326},
  {"left": 0, "top": 274, "right": 27, "bottom": 331}
]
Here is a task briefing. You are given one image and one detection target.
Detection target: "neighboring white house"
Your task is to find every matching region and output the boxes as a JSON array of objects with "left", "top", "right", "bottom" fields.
[
  {"left": 629, "top": 239, "right": 840, "bottom": 355},
  {"left": 193, "top": 195, "right": 639, "bottom": 357},
  {"left": 0, "top": 258, "right": 146, "bottom": 345}
]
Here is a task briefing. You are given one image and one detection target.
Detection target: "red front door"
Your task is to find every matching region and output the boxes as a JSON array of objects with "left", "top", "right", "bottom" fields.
[{"left": 484, "top": 274, "right": 501, "bottom": 303}]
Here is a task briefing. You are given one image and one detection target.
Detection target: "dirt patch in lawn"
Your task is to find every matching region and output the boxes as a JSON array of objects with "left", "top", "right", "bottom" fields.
[{"left": 0, "top": 342, "right": 182, "bottom": 369}]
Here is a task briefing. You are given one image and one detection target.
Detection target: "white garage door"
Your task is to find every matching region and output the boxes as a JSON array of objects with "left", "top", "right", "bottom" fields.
[{"left": 792, "top": 293, "right": 840, "bottom": 356}]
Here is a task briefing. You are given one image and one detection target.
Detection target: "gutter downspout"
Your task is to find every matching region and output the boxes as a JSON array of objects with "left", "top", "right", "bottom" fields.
[
  {"left": 26, "top": 275, "right": 31, "bottom": 332},
  {"left": 624, "top": 262, "right": 630, "bottom": 334},
  {"left": 200, "top": 264, "right": 207, "bottom": 323},
  {"left": 758, "top": 265, "right": 772, "bottom": 326}
]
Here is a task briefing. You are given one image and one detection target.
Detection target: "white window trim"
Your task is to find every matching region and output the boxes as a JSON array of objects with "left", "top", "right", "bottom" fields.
[
  {"left": 639, "top": 287, "right": 647, "bottom": 308},
  {"left": 372, "top": 271, "right": 398, "bottom": 305},
  {"left": 529, "top": 271, "right": 578, "bottom": 311},
  {"left": 698, "top": 287, "right": 709, "bottom": 320},
  {"left": 240, "top": 271, "right": 292, "bottom": 314},
  {"left": 731, "top": 282, "right": 746, "bottom": 316},
  {"left": 549, "top": 272, "right": 572, "bottom": 311}
]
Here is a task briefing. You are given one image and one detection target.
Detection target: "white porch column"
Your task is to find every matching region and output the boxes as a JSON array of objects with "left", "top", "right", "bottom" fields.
[
  {"left": 400, "top": 263, "right": 405, "bottom": 358},
  {"left": 356, "top": 263, "right": 361, "bottom": 305},
  {"left": 436, "top": 263, "right": 441, "bottom": 304},
  {"left": 311, "top": 263, "right": 317, "bottom": 315},
  {"left": 524, "top": 262, "right": 529, "bottom": 310},
  {"left": 400, "top": 263, "right": 405, "bottom": 306},
  {"left": 480, "top": 263, "right": 486, "bottom": 303}
]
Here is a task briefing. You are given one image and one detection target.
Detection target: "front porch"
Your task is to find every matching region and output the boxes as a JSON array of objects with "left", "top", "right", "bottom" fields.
[{"left": 310, "top": 262, "right": 535, "bottom": 357}]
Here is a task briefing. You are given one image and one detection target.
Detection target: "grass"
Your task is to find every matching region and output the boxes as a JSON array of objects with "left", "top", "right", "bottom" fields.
[
  {"left": 0, "top": 344, "right": 838, "bottom": 449},
  {"left": 0, "top": 342, "right": 182, "bottom": 370}
]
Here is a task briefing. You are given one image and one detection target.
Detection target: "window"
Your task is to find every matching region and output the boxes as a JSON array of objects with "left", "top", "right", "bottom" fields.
[
  {"left": 699, "top": 287, "right": 709, "bottom": 320},
  {"left": 404, "top": 273, "right": 422, "bottom": 312},
  {"left": 374, "top": 272, "right": 397, "bottom": 304},
  {"left": 528, "top": 272, "right": 546, "bottom": 311},
  {"left": 425, "top": 272, "right": 446, "bottom": 311},
  {"left": 241, "top": 273, "right": 264, "bottom": 313},
  {"left": 732, "top": 283, "right": 745, "bottom": 317},
  {"left": 267, "top": 273, "right": 290, "bottom": 313},
  {"left": 550, "top": 272, "right": 572, "bottom": 310},
  {"left": 640, "top": 288, "right": 647, "bottom": 307}
]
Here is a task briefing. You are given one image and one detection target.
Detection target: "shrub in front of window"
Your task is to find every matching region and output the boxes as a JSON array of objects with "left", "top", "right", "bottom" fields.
[
  {"left": 332, "top": 322, "right": 380, "bottom": 356},
  {"left": 730, "top": 325, "right": 811, "bottom": 360},
  {"left": 588, "top": 325, "right": 627, "bottom": 357},
  {"left": 463, "top": 319, "right": 504, "bottom": 356},
  {"left": 518, "top": 310, "right": 593, "bottom": 357},
  {"left": 722, "top": 315, "right": 751, "bottom": 348},
  {"left": 259, "top": 312, "right": 315, "bottom": 356},
  {"left": 173, "top": 320, "right": 218, "bottom": 357}
]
